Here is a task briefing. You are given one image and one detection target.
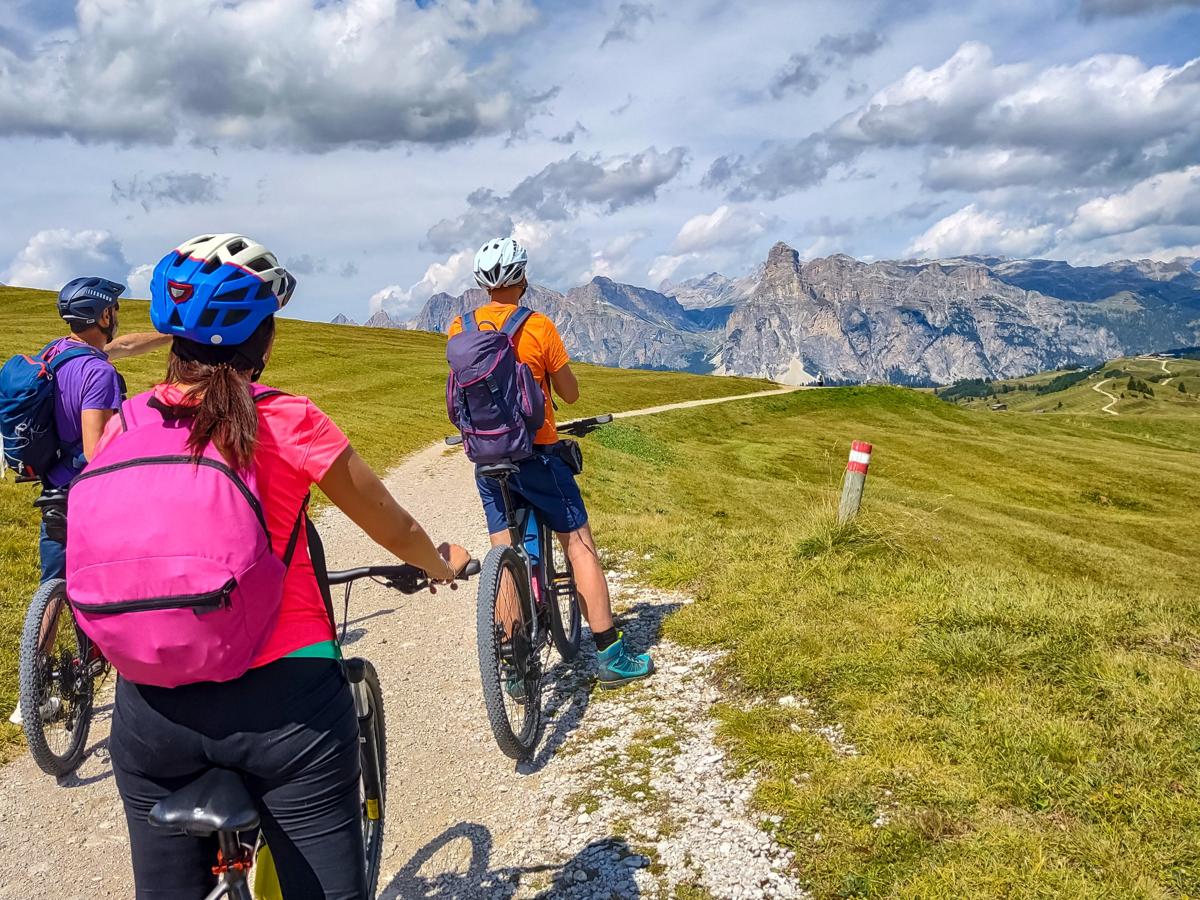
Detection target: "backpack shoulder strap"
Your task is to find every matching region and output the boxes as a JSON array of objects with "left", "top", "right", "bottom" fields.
[
  {"left": 460, "top": 310, "right": 479, "bottom": 333},
  {"left": 253, "top": 388, "right": 288, "bottom": 404},
  {"left": 500, "top": 306, "right": 535, "bottom": 339},
  {"left": 281, "top": 493, "right": 309, "bottom": 569},
  {"left": 45, "top": 344, "right": 105, "bottom": 373},
  {"left": 116, "top": 390, "right": 156, "bottom": 432}
]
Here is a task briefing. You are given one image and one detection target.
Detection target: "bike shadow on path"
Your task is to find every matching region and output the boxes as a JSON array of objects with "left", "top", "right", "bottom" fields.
[
  {"left": 57, "top": 700, "right": 115, "bottom": 788},
  {"left": 518, "top": 599, "right": 681, "bottom": 776},
  {"left": 383, "top": 822, "right": 645, "bottom": 898}
]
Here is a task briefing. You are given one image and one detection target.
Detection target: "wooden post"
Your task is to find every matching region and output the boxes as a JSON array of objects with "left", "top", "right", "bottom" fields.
[{"left": 838, "top": 441, "right": 872, "bottom": 523}]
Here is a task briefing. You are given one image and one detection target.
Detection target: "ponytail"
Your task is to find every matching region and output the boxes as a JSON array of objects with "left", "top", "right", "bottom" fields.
[
  {"left": 165, "top": 357, "right": 258, "bottom": 470},
  {"left": 163, "top": 316, "right": 275, "bottom": 471}
]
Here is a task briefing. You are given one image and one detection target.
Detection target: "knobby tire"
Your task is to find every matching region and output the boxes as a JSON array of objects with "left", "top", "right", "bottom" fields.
[
  {"left": 18, "top": 579, "right": 93, "bottom": 777},
  {"left": 476, "top": 545, "right": 541, "bottom": 760}
]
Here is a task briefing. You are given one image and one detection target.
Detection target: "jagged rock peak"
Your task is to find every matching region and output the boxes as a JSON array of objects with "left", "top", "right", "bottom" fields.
[
  {"left": 766, "top": 242, "right": 800, "bottom": 274},
  {"left": 363, "top": 309, "right": 402, "bottom": 329},
  {"left": 330, "top": 312, "right": 357, "bottom": 325}
]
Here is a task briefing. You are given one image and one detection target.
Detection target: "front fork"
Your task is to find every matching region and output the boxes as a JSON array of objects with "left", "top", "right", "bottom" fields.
[{"left": 345, "top": 659, "right": 383, "bottom": 827}]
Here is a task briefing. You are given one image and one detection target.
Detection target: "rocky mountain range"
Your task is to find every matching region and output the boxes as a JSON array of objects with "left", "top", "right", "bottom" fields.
[{"left": 344, "top": 245, "right": 1200, "bottom": 386}]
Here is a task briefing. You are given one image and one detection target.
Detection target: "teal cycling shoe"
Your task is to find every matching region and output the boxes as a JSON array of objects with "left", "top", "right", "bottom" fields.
[
  {"left": 596, "top": 634, "right": 655, "bottom": 690},
  {"left": 505, "top": 675, "right": 526, "bottom": 703}
]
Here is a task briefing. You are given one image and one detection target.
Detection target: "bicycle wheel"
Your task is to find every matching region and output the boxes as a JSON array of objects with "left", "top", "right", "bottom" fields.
[
  {"left": 544, "top": 522, "right": 581, "bottom": 662},
  {"left": 476, "top": 545, "right": 542, "bottom": 760},
  {"left": 17, "top": 579, "right": 93, "bottom": 777},
  {"left": 350, "top": 658, "right": 387, "bottom": 898}
]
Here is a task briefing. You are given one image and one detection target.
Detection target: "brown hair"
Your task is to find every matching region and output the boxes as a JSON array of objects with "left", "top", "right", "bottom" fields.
[{"left": 164, "top": 317, "right": 275, "bottom": 470}]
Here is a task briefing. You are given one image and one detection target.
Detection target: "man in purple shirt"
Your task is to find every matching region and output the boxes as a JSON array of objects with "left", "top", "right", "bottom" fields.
[{"left": 37, "top": 277, "right": 169, "bottom": 581}]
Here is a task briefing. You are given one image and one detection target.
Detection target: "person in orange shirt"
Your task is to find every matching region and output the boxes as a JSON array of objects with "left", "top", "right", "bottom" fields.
[{"left": 449, "top": 238, "right": 654, "bottom": 689}]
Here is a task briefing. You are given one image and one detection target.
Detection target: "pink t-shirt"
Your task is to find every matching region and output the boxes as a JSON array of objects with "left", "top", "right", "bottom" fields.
[{"left": 96, "top": 384, "right": 351, "bottom": 666}]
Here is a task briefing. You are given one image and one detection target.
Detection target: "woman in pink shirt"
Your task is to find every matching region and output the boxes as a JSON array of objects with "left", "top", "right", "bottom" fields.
[{"left": 101, "top": 235, "right": 469, "bottom": 899}]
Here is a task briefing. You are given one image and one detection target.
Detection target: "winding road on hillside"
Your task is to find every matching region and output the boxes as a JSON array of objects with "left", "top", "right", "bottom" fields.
[
  {"left": 1159, "top": 358, "right": 1174, "bottom": 385},
  {"left": 0, "top": 387, "right": 808, "bottom": 900},
  {"left": 1092, "top": 378, "right": 1120, "bottom": 416}
]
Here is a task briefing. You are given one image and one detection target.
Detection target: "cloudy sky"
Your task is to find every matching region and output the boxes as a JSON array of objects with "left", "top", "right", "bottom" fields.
[{"left": 1, "top": 0, "right": 1198, "bottom": 324}]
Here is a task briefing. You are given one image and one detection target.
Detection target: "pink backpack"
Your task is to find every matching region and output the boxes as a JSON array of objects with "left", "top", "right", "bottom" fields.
[{"left": 65, "top": 385, "right": 304, "bottom": 688}]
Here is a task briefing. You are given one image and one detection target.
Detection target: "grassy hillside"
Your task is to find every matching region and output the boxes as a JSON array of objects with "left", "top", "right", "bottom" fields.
[
  {"left": 580, "top": 389, "right": 1200, "bottom": 897},
  {"left": 0, "top": 285, "right": 770, "bottom": 757},
  {"left": 943, "top": 355, "right": 1200, "bottom": 417}
]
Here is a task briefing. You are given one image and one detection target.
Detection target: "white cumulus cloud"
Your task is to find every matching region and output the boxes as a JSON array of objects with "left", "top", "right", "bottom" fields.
[
  {"left": 3, "top": 229, "right": 130, "bottom": 291},
  {"left": 1067, "top": 166, "right": 1200, "bottom": 240},
  {"left": 0, "top": 0, "right": 540, "bottom": 150},
  {"left": 672, "top": 205, "right": 777, "bottom": 254},
  {"left": 907, "top": 204, "right": 1055, "bottom": 259},
  {"left": 370, "top": 250, "right": 475, "bottom": 321},
  {"left": 126, "top": 263, "right": 155, "bottom": 299}
]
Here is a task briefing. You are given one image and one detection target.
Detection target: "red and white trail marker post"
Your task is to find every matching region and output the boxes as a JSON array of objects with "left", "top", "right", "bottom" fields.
[{"left": 838, "top": 441, "right": 872, "bottom": 523}]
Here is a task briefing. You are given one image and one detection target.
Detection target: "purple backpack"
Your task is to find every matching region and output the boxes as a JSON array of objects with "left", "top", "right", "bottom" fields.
[
  {"left": 65, "top": 386, "right": 304, "bottom": 688},
  {"left": 446, "top": 307, "right": 546, "bottom": 464}
]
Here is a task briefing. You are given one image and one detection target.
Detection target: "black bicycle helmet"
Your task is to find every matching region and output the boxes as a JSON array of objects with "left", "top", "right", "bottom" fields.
[{"left": 57, "top": 277, "right": 126, "bottom": 326}]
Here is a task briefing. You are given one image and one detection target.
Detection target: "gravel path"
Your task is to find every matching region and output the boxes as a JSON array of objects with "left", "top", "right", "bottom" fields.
[
  {"left": 1092, "top": 377, "right": 1120, "bottom": 415},
  {"left": 0, "top": 391, "right": 809, "bottom": 899}
]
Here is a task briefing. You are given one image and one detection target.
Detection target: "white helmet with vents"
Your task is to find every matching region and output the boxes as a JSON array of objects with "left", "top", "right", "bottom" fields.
[{"left": 472, "top": 237, "right": 528, "bottom": 290}]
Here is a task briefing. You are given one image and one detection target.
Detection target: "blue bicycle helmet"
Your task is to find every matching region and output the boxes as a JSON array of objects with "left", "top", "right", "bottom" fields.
[
  {"left": 149, "top": 234, "right": 297, "bottom": 346},
  {"left": 57, "top": 277, "right": 125, "bottom": 326}
]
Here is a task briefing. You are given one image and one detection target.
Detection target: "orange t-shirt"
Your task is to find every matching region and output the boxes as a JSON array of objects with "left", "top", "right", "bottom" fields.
[
  {"left": 96, "top": 384, "right": 351, "bottom": 666},
  {"left": 448, "top": 303, "right": 570, "bottom": 445}
]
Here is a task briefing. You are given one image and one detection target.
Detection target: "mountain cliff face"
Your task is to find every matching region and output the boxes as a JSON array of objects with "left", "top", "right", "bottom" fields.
[
  {"left": 363, "top": 310, "right": 403, "bottom": 329},
  {"left": 716, "top": 244, "right": 1128, "bottom": 385},
  {"left": 412, "top": 278, "right": 715, "bottom": 371},
  {"left": 388, "top": 245, "right": 1200, "bottom": 385}
]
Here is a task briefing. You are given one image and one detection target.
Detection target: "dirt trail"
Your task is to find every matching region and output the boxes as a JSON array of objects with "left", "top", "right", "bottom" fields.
[
  {"left": 1159, "top": 358, "right": 1174, "bottom": 385},
  {"left": 0, "top": 387, "right": 809, "bottom": 899},
  {"left": 1092, "top": 378, "right": 1120, "bottom": 415}
]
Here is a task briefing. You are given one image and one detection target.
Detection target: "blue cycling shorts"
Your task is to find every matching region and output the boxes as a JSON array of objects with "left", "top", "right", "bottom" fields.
[{"left": 475, "top": 450, "right": 589, "bottom": 535}]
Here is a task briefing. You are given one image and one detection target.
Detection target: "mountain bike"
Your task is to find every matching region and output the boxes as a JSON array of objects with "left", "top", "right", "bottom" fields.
[
  {"left": 16, "top": 487, "right": 111, "bottom": 777},
  {"left": 449, "top": 414, "right": 613, "bottom": 761},
  {"left": 145, "top": 558, "right": 479, "bottom": 900}
]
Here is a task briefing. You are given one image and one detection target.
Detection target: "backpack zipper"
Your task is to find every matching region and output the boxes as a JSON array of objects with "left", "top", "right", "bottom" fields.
[
  {"left": 72, "top": 455, "right": 269, "bottom": 537},
  {"left": 71, "top": 579, "right": 236, "bottom": 615}
]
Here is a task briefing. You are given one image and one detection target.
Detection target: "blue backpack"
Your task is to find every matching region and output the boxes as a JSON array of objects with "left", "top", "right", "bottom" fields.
[
  {"left": 0, "top": 341, "right": 108, "bottom": 479},
  {"left": 446, "top": 307, "right": 547, "bottom": 465}
]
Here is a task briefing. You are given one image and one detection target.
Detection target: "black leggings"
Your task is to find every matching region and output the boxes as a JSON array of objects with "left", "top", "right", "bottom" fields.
[{"left": 110, "top": 658, "right": 366, "bottom": 899}]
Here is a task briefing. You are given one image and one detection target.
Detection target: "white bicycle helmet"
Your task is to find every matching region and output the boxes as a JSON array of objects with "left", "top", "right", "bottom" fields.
[{"left": 473, "top": 237, "right": 528, "bottom": 289}]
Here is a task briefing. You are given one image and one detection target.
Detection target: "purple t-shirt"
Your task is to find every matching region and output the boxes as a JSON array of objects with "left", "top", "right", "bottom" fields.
[{"left": 45, "top": 338, "right": 123, "bottom": 487}]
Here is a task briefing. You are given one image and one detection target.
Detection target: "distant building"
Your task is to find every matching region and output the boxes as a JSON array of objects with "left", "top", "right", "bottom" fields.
[{"left": 989, "top": 402, "right": 1008, "bottom": 411}]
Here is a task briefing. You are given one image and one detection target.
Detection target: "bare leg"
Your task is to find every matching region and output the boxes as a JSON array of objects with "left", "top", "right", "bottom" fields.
[
  {"left": 556, "top": 525, "right": 614, "bottom": 634},
  {"left": 489, "top": 531, "right": 522, "bottom": 638}
]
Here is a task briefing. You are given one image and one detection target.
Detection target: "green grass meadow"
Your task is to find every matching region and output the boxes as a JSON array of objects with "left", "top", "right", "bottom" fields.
[
  {"left": 953, "top": 355, "right": 1200, "bottom": 418},
  {"left": 3, "top": 282, "right": 1198, "bottom": 896},
  {"left": 579, "top": 388, "right": 1200, "bottom": 898},
  {"left": 0, "top": 286, "right": 769, "bottom": 758}
]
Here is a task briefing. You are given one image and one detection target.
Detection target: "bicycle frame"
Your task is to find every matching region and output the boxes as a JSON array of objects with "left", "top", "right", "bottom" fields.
[{"left": 203, "top": 832, "right": 255, "bottom": 900}]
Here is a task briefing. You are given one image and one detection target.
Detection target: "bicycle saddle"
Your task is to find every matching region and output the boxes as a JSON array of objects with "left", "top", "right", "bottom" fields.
[
  {"left": 476, "top": 461, "right": 520, "bottom": 480},
  {"left": 149, "top": 768, "right": 260, "bottom": 837}
]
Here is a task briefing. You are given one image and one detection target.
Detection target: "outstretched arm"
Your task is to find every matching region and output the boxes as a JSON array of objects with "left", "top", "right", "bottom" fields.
[
  {"left": 318, "top": 446, "right": 470, "bottom": 580},
  {"left": 104, "top": 332, "right": 172, "bottom": 361}
]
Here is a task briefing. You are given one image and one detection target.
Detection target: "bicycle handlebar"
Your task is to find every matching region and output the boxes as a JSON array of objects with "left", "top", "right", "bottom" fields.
[
  {"left": 557, "top": 413, "right": 613, "bottom": 436},
  {"left": 444, "top": 413, "right": 613, "bottom": 446},
  {"left": 325, "top": 559, "right": 481, "bottom": 591}
]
